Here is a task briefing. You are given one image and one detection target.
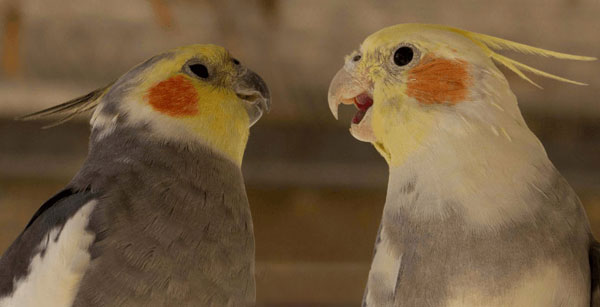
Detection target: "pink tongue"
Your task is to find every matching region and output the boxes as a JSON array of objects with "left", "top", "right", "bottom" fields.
[
  {"left": 355, "top": 94, "right": 373, "bottom": 110},
  {"left": 353, "top": 110, "right": 366, "bottom": 124},
  {"left": 352, "top": 94, "right": 373, "bottom": 124}
]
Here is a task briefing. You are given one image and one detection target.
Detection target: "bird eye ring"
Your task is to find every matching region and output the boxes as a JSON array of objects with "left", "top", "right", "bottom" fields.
[
  {"left": 188, "top": 63, "right": 209, "bottom": 79},
  {"left": 393, "top": 46, "right": 415, "bottom": 67}
]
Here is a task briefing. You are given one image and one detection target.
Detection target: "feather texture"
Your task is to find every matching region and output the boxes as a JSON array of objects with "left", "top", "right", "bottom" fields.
[
  {"left": 467, "top": 31, "right": 596, "bottom": 61},
  {"left": 444, "top": 26, "right": 596, "bottom": 87},
  {"left": 16, "top": 83, "right": 113, "bottom": 128}
]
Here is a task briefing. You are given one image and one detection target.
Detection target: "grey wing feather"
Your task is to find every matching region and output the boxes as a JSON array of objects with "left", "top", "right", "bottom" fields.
[{"left": 0, "top": 188, "right": 97, "bottom": 297}]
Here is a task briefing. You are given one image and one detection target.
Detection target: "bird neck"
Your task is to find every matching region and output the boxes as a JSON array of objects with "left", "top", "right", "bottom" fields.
[
  {"left": 90, "top": 97, "right": 250, "bottom": 167},
  {"left": 384, "top": 124, "right": 555, "bottom": 228},
  {"left": 73, "top": 125, "right": 245, "bottom": 192}
]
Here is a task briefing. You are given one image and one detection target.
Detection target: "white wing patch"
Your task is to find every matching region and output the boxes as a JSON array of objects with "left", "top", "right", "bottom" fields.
[
  {"left": 90, "top": 104, "right": 118, "bottom": 141},
  {"left": 444, "top": 262, "right": 588, "bottom": 307},
  {"left": 0, "top": 200, "right": 97, "bottom": 307},
  {"left": 365, "top": 226, "right": 402, "bottom": 305}
]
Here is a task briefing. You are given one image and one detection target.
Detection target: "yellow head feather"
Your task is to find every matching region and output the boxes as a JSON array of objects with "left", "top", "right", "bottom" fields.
[
  {"left": 441, "top": 25, "right": 596, "bottom": 88},
  {"left": 125, "top": 44, "right": 251, "bottom": 165},
  {"left": 344, "top": 24, "right": 595, "bottom": 167},
  {"left": 362, "top": 24, "right": 596, "bottom": 88},
  {"left": 19, "top": 44, "right": 263, "bottom": 166}
]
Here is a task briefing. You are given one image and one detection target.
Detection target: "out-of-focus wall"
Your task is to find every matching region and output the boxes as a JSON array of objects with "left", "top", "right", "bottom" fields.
[
  {"left": 1, "top": 0, "right": 599, "bottom": 118},
  {"left": 0, "top": 0, "right": 599, "bottom": 305}
]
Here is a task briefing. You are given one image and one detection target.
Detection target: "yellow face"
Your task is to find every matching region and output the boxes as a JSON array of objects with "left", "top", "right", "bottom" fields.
[
  {"left": 329, "top": 24, "right": 594, "bottom": 167},
  {"left": 329, "top": 24, "right": 482, "bottom": 166},
  {"left": 116, "top": 44, "right": 270, "bottom": 165}
]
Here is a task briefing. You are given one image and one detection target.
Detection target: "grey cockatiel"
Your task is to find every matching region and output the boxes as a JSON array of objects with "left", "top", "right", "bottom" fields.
[
  {"left": 0, "top": 44, "right": 270, "bottom": 307},
  {"left": 328, "top": 24, "right": 599, "bottom": 306}
]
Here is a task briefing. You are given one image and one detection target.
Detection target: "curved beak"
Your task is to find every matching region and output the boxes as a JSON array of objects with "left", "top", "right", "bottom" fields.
[
  {"left": 327, "top": 67, "right": 368, "bottom": 120},
  {"left": 327, "top": 65, "right": 376, "bottom": 142},
  {"left": 235, "top": 69, "right": 271, "bottom": 127}
]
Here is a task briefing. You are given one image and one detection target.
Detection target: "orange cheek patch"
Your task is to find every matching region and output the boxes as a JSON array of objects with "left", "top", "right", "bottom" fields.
[
  {"left": 406, "top": 54, "right": 471, "bottom": 105},
  {"left": 147, "top": 75, "right": 199, "bottom": 116}
]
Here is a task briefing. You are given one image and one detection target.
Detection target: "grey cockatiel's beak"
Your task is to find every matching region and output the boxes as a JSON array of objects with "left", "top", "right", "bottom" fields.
[{"left": 234, "top": 69, "right": 271, "bottom": 127}]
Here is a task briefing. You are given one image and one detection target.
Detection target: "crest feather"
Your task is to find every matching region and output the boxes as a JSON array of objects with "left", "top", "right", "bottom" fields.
[
  {"left": 492, "top": 52, "right": 589, "bottom": 88},
  {"left": 17, "top": 83, "right": 113, "bottom": 128},
  {"left": 444, "top": 25, "right": 596, "bottom": 87},
  {"left": 468, "top": 31, "right": 596, "bottom": 61}
]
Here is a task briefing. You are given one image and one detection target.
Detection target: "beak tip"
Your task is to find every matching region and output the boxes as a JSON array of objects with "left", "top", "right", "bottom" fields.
[{"left": 327, "top": 97, "right": 340, "bottom": 120}]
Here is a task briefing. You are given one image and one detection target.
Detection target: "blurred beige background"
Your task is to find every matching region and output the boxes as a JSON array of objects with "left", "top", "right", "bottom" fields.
[{"left": 0, "top": 0, "right": 599, "bottom": 306}]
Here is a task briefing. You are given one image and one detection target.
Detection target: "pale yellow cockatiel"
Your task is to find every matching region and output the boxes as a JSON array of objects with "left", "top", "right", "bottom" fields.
[{"left": 328, "top": 24, "right": 598, "bottom": 307}]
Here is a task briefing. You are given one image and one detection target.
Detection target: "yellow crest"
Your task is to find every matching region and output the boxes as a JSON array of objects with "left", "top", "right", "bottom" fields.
[{"left": 442, "top": 25, "right": 596, "bottom": 88}]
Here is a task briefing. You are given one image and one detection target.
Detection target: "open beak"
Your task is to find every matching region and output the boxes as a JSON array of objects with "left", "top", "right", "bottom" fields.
[
  {"left": 235, "top": 69, "right": 271, "bottom": 127},
  {"left": 327, "top": 67, "right": 375, "bottom": 142}
]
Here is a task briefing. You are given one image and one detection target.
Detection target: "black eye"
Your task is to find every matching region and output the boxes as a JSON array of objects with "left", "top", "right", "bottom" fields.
[
  {"left": 393, "top": 46, "right": 414, "bottom": 66},
  {"left": 232, "top": 58, "right": 240, "bottom": 65},
  {"left": 189, "top": 64, "right": 209, "bottom": 78},
  {"left": 352, "top": 54, "right": 361, "bottom": 62}
]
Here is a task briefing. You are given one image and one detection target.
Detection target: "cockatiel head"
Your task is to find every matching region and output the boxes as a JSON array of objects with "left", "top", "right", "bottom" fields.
[
  {"left": 328, "top": 24, "right": 595, "bottom": 167},
  {"left": 22, "top": 44, "right": 270, "bottom": 165}
]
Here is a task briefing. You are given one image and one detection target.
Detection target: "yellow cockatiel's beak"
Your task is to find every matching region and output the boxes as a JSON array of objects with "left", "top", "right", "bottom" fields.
[
  {"left": 328, "top": 68, "right": 361, "bottom": 120},
  {"left": 328, "top": 64, "right": 376, "bottom": 142}
]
